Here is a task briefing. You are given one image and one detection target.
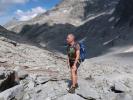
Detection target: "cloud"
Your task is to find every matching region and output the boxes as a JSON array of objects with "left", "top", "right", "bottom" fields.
[
  {"left": 0, "top": 0, "right": 29, "bottom": 4},
  {"left": 0, "top": 0, "right": 29, "bottom": 15},
  {"left": 15, "top": 6, "right": 46, "bottom": 21}
]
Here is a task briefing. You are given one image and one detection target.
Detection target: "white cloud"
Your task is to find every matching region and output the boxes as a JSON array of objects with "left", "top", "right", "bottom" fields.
[
  {"left": 0, "top": 0, "right": 29, "bottom": 4},
  {"left": 0, "top": 0, "right": 29, "bottom": 13},
  {"left": 15, "top": 7, "right": 46, "bottom": 21}
]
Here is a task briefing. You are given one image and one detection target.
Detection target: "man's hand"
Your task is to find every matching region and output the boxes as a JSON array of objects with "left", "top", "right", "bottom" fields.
[{"left": 72, "top": 64, "right": 77, "bottom": 70}]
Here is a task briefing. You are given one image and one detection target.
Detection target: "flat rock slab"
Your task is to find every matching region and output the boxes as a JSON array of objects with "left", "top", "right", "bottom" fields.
[
  {"left": 36, "top": 76, "right": 51, "bottom": 84},
  {"left": 0, "top": 58, "right": 7, "bottom": 63},
  {"left": 76, "top": 79, "right": 99, "bottom": 99},
  {"left": 115, "top": 93, "right": 133, "bottom": 100},
  {"left": 57, "top": 94, "right": 86, "bottom": 100}
]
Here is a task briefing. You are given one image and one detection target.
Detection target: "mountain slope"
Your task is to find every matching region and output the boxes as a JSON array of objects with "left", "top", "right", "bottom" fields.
[
  {"left": 5, "top": 0, "right": 118, "bottom": 32},
  {"left": 114, "top": 0, "right": 133, "bottom": 26},
  {"left": 4, "top": 0, "right": 120, "bottom": 57},
  {"left": 3, "top": 0, "right": 133, "bottom": 58}
]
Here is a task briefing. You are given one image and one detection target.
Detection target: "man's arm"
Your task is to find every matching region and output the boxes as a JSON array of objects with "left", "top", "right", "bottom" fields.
[
  {"left": 67, "top": 47, "right": 70, "bottom": 68},
  {"left": 73, "top": 44, "right": 80, "bottom": 66},
  {"left": 67, "top": 56, "right": 70, "bottom": 68},
  {"left": 73, "top": 50, "right": 80, "bottom": 66}
]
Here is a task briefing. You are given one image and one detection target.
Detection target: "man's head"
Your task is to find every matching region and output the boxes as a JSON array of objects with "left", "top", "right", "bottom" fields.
[{"left": 66, "top": 33, "right": 75, "bottom": 44}]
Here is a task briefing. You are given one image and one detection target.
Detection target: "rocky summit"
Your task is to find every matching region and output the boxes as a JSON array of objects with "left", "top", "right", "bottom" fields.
[{"left": 1, "top": 0, "right": 133, "bottom": 100}]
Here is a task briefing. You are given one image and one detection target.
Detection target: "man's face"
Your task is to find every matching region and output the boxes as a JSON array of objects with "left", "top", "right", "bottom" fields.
[{"left": 66, "top": 35, "right": 74, "bottom": 44}]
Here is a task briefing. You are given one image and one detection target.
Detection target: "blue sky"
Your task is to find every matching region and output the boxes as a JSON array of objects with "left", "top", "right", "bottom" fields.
[{"left": 0, "top": 0, "right": 61, "bottom": 25}]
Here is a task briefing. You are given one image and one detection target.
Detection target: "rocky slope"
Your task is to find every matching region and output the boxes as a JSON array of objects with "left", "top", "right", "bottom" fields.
[
  {"left": 0, "top": 26, "right": 68, "bottom": 99},
  {"left": 0, "top": 25, "right": 133, "bottom": 100},
  {"left": 1, "top": 0, "right": 133, "bottom": 100}
]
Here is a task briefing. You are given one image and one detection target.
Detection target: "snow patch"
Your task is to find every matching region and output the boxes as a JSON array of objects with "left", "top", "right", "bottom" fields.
[{"left": 109, "top": 17, "right": 115, "bottom": 22}]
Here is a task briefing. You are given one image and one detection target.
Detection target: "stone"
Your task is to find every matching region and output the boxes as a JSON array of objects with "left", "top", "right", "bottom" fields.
[
  {"left": 0, "top": 67, "right": 5, "bottom": 71},
  {"left": 0, "top": 71, "right": 5, "bottom": 79},
  {"left": 27, "top": 80, "right": 35, "bottom": 90},
  {"left": 14, "top": 66, "right": 28, "bottom": 80},
  {"left": 115, "top": 93, "right": 133, "bottom": 100},
  {"left": 17, "top": 71, "right": 28, "bottom": 80},
  {"left": 22, "top": 92, "right": 31, "bottom": 100},
  {"left": 76, "top": 79, "right": 99, "bottom": 99},
  {"left": 57, "top": 94, "right": 86, "bottom": 100},
  {"left": 0, "top": 70, "right": 18, "bottom": 92},
  {"left": 36, "top": 76, "right": 50, "bottom": 84},
  {"left": 114, "top": 82, "right": 129, "bottom": 92},
  {"left": 45, "top": 97, "right": 51, "bottom": 100},
  {"left": 0, "top": 85, "right": 24, "bottom": 100},
  {"left": 0, "top": 58, "right": 7, "bottom": 63}
]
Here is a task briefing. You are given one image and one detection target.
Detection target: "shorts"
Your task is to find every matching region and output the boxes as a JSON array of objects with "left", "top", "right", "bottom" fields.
[{"left": 69, "top": 60, "right": 81, "bottom": 69}]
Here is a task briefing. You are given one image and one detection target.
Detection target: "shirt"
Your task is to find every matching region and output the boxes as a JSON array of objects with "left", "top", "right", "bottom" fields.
[{"left": 67, "top": 42, "right": 80, "bottom": 61}]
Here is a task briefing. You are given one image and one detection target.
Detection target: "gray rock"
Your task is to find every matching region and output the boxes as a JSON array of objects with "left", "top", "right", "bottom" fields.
[
  {"left": 22, "top": 93, "right": 31, "bottom": 100},
  {"left": 14, "top": 66, "right": 28, "bottom": 80},
  {"left": 0, "top": 67, "right": 5, "bottom": 71},
  {"left": 26, "top": 80, "right": 68, "bottom": 100},
  {"left": 0, "top": 71, "right": 5, "bottom": 79},
  {"left": 115, "top": 93, "right": 133, "bottom": 100},
  {"left": 36, "top": 76, "right": 50, "bottom": 84},
  {"left": 76, "top": 79, "right": 99, "bottom": 99},
  {"left": 27, "top": 80, "right": 35, "bottom": 90},
  {"left": 0, "top": 70, "right": 18, "bottom": 92},
  {"left": 17, "top": 71, "right": 28, "bottom": 80},
  {"left": 0, "top": 85, "right": 24, "bottom": 100},
  {"left": 0, "top": 58, "right": 7, "bottom": 63},
  {"left": 114, "top": 82, "right": 129, "bottom": 92},
  {"left": 57, "top": 94, "right": 86, "bottom": 100}
]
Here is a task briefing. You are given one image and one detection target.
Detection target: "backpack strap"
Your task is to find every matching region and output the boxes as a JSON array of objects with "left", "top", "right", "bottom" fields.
[{"left": 73, "top": 42, "right": 79, "bottom": 49}]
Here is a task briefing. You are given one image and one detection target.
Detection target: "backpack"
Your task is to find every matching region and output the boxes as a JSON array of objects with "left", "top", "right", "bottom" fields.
[{"left": 79, "top": 42, "right": 86, "bottom": 62}]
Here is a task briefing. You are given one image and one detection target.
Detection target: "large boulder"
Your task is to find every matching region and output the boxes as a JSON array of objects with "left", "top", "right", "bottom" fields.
[
  {"left": 14, "top": 66, "right": 28, "bottom": 80},
  {"left": 0, "top": 69, "right": 18, "bottom": 92},
  {"left": 0, "top": 85, "right": 24, "bottom": 100}
]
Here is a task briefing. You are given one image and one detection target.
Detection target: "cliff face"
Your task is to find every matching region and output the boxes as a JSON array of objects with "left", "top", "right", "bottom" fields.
[
  {"left": 114, "top": 0, "right": 133, "bottom": 26},
  {"left": 5, "top": 0, "right": 118, "bottom": 32},
  {"left": 56, "top": 0, "right": 116, "bottom": 19}
]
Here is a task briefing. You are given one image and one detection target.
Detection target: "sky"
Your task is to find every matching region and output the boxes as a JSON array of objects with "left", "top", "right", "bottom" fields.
[{"left": 0, "top": 0, "right": 61, "bottom": 25}]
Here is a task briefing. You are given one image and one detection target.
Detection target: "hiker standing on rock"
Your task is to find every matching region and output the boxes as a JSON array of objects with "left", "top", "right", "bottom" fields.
[{"left": 66, "top": 34, "right": 86, "bottom": 93}]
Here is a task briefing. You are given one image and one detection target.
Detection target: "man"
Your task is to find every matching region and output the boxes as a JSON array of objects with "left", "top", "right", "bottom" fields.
[{"left": 66, "top": 33, "right": 81, "bottom": 93}]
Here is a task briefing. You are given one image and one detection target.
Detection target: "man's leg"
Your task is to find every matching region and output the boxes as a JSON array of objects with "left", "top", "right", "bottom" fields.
[
  {"left": 71, "top": 66, "right": 77, "bottom": 87},
  {"left": 70, "top": 68, "right": 73, "bottom": 87},
  {"left": 75, "top": 70, "right": 78, "bottom": 85},
  {"left": 68, "top": 65, "right": 78, "bottom": 93},
  {"left": 70, "top": 70, "right": 77, "bottom": 87},
  {"left": 75, "top": 62, "right": 80, "bottom": 86}
]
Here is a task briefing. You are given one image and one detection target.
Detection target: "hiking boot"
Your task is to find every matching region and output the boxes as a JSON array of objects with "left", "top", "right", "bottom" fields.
[
  {"left": 75, "top": 83, "right": 79, "bottom": 89},
  {"left": 68, "top": 87, "right": 75, "bottom": 94}
]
